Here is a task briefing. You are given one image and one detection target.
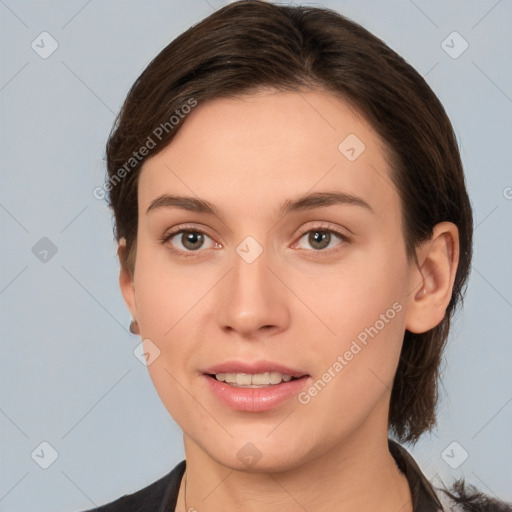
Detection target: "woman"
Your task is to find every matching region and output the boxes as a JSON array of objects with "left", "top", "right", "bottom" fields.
[{"left": 86, "top": 1, "right": 511, "bottom": 510}]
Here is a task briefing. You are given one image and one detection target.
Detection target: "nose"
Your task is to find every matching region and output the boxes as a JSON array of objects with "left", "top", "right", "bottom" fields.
[{"left": 215, "top": 244, "right": 290, "bottom": 339}]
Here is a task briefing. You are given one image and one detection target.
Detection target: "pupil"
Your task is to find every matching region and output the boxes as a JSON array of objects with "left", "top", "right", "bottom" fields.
[
  {"left": 309, "top": 230, "right": 330, "bottom": 250},
  {"left": 183, "top": 232, "right": 203, "bottom": 250}
]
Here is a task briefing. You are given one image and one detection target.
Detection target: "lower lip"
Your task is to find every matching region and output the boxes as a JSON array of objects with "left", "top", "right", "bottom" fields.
[{"left": 203, "top": 375, "right": 310, "bottom": 412}]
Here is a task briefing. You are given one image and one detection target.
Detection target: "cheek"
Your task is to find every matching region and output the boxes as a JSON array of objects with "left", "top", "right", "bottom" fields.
[
  {"left": 132, "top": 246, "right": 217, "bottom": 381},
  {"left": 309, "top": 243, "right": 409, "bottom": 403},
  {"left": 134, "top": 260, "right": 200, "bottom": 424},
  {"left": 299, "top": 301, "right": 406, "bottom": 443},
  {"left": 316, "top": 242, "right": 409, "bottom": 340},
  {"left": 133, "top": 245, "right": 207, "bottom": 337}
]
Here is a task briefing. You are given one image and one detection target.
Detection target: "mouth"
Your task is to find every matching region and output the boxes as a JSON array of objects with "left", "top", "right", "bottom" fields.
[
  {"left": 205, "top": 372, "right": 304, "bottom": 388},
  {"left": 201, "top": 364, "right": 311, "bottom": 412},
  {"left": 201, "top": 361, "right": 309, "bottom": 388}
]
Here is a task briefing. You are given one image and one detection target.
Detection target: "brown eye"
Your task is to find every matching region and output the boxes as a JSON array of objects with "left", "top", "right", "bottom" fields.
[
  {"left": 162, "top": 228, "right": 217, "bottom": 255},
  {"left": 180, "top": 231, "right": 205, "bottom": 251},
  {"left": 295, "top": 228, "right": 347, "bottom": 252},
  {"left": 308, "top": 230, "right": 332, "bottom": 250}
]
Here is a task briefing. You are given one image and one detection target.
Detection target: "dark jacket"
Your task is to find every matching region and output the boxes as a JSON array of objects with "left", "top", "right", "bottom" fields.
[{"left": 82, "top": 439, "right": 511, "bottom": 511}]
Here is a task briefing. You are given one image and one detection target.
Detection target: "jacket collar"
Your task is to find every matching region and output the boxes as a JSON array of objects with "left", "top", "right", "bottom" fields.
[{"left": 388, "top": 438, "right": 444, "bottom": 511}]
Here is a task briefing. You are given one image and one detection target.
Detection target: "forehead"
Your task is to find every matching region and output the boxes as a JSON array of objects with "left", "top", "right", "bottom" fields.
[{"left": 138, "top": 89, "right": 400, "bottom": 221}]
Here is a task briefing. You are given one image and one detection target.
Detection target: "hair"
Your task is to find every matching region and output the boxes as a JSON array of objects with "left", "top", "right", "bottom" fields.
[
  {"left": 441, "top": 480, "right": 512, "bottom": 512},
  {"left": 105, "top": 0, "right": 473, "bottom": 444}
]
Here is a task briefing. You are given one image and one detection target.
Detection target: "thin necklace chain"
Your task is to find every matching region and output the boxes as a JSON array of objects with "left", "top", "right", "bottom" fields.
[{"left": 183, "top": 469, "right": 188, "bottom": 511}]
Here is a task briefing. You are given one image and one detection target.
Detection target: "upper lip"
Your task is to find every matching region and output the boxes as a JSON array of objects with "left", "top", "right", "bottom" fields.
[{"left": 202, "top": 360, "right": 309, "bottom": 378}]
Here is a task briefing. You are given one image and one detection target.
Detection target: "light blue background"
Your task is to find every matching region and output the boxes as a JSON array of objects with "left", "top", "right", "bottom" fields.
[{"left": 1, "top": 1, "right": 511, "bottom": 510}]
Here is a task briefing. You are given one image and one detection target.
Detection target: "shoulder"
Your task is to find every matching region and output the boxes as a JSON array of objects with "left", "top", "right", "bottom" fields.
[
  {"left": 79, "top": 460, "right": 186, "bottom": 512},
  {"left": 435, "top": 479, "right": 512, "bottom": 512}
]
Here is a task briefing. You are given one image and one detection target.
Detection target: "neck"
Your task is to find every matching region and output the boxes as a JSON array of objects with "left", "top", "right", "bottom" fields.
[{"left": 176, "top": 427, "right": 413, "bottom": 512}]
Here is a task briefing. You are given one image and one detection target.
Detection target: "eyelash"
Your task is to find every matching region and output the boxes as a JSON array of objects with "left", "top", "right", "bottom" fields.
[
  {"left": 159, "top": 224, "right": 218, "bottom": 258},
  {"left": 159, "top": 222, "right": 350, "bottom": 258},
  {"left": 293, "top": 223, "right": 350, "bottom": 253}
]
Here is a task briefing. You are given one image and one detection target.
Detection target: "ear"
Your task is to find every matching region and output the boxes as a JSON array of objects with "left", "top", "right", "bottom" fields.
[
  {"left": 405, "top": 222, "right": 460, "bottom": 334},
  {"left": 118, "top": 238, "right": 137, "bottom": 319}
]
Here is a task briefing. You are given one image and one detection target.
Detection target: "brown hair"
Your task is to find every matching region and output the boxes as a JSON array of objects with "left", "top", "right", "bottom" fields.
[{"left": 105, "top": 0, "right": 473, "bottom": 444}]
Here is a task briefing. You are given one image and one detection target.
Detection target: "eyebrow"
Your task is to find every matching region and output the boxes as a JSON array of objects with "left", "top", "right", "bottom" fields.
[
  {"left": 279, "top": 191, "right": 373, "bottom": 216},
  {"left": 146, "top": 191, "right": 373, "bottom": 217},
  {"left": 146, "top": 195, "right": 220, "bottom": 216}
]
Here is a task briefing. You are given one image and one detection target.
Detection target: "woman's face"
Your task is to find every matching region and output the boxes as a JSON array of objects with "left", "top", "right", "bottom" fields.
[{"left": 121, "top": 89, "right": 423, "bottom": 471}]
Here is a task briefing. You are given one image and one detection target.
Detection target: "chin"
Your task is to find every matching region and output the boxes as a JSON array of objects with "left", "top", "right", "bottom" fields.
[{"left": 196, "top": 431, "right": 315, "bottom": 474}]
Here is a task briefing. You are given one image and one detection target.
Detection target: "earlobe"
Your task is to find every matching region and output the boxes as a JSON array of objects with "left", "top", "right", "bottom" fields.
[
  {"left": 405, "top": 222, "right": 460, "bottom": 334},
  {"left": 118, "top": 238, "right": 137, "bottom": 320}
]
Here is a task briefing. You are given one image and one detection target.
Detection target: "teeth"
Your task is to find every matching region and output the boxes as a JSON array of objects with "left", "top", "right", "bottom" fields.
[
  {"left": 237, "top": 373, "right": 252, "bottom": 386},
  {"left": 215, "top": 372, "right": 294, "bottom": 387}
]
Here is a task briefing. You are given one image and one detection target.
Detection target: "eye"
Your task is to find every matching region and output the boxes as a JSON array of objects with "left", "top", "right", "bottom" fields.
[
  {"left": 292, "top": 224, "right": 350, "bottom": 252},
  {"left": 160, "top": 226, "right": 219, "bottom": 256}
]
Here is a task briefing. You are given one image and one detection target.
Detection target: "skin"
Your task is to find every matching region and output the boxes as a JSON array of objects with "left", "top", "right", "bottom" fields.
[{"left": 119, "top": 89, "right": 459, "bottom": 512}]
